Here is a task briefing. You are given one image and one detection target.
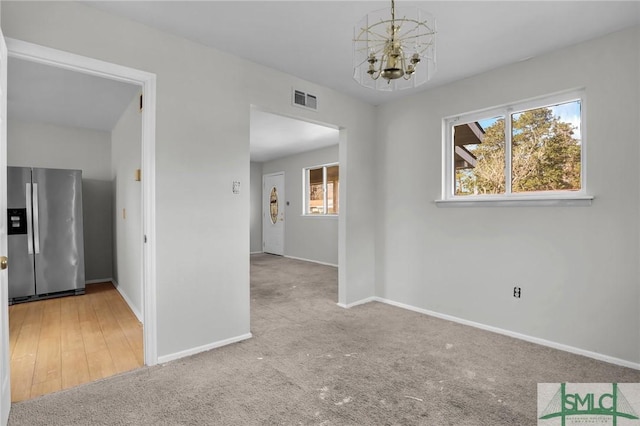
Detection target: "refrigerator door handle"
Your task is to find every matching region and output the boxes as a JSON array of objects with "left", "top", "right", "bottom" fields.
[
  {"left": 25, "top": 183, "right": 34, "bottom": 255},
  {"left": 32, "top": 183, "right": 41, "bottom": 255}
]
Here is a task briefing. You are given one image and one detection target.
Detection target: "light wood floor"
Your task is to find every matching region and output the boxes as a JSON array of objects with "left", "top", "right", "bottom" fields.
[{"left": 8, "top": 282, "right": 143, "bottom": 402}]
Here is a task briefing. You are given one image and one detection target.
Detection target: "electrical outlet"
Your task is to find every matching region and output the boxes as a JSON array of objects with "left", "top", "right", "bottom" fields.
[{"left": 513, "top": 286, "right": 521, "bottom": 298}]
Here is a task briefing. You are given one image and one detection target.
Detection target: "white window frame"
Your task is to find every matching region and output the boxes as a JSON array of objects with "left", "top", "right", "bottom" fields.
[
  {"left": 303, "top": 162, "right": 339, "bottom": 216},
  {"left": 437, "top": 89, "right": 593, "bottom": 207}
]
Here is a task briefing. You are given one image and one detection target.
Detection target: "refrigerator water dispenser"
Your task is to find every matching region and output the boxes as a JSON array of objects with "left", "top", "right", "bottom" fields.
[{"left": 7, "top": 208, "right": 27, "bottom": 235}]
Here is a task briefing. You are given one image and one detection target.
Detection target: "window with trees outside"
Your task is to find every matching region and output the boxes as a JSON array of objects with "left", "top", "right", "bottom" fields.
[
  {"left": 304, "top": 164, "right": 339, "bottom": 215},
  {"left": 441, "top": 91, "right": 590, "bottom": 205}
]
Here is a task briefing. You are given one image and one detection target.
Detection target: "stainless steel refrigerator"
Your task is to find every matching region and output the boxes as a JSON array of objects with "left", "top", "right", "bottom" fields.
[{"left": 7, "top": 167, "right": 85, "bottom": 304}]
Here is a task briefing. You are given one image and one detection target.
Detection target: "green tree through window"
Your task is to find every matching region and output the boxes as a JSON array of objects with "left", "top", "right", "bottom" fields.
[{"left": 454, "top": 101, "right": 581, "bottom": 196}]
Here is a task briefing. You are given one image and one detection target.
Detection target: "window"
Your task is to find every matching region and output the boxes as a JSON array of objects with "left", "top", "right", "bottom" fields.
[
  {"left": 441, "top": 91, "right": 591, "bottom": 205},
  {"left": 304, "top": 164, "right": 339, "bottom": 215}
]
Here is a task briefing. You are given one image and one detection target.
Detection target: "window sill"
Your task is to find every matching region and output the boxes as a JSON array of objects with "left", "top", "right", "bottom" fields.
[
  {"left": 301, "top": 214, "right": 339, "bottom": 219},
  {"left": 435, "top": 194, "right": 594, "bottom": 207}
]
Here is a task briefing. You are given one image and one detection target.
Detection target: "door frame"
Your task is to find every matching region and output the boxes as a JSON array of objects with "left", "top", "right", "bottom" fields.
[
  {"left": 262, "top": 171, "right": 285, "bottom": 256},
  {"left": 0, "top": 26, "right": 10, "bottom": 426},
  {"left": 6, "top": 38, "right": 158, "bottom": 366}
]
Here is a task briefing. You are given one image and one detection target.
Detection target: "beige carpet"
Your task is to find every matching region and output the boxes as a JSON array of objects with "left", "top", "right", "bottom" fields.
[{"left": 8, "top": 254, "right": 640, "bottom": 425}]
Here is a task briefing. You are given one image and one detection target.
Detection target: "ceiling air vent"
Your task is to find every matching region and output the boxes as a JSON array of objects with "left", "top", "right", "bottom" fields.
[{"left": 292, "top": 89, "right": 317, "bottom": 111}]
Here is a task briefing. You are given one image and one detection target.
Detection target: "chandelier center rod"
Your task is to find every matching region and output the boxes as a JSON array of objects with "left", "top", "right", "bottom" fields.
[{"left": 391, "top": 0, "right": 396, "bottom": 42}]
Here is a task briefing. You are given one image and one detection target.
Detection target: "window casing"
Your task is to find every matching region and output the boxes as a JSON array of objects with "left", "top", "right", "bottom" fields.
[
  {"left": 440, "top": 90, "right": 592, "bottom": 206},
  {"left": 304, "top": 163, "right": 339, "bottom": 215}
]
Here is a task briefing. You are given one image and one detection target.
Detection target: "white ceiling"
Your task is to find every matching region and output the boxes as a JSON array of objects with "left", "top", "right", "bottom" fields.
[
  {"left": 8, "top": 57, "right": 140, "bottom": 132},
  {"left": 250, "top": 109, "right": 339, "bottom": 163},
  {"left": 8, "top": 1, "right": 639, "bottom": 162},
  {"left": 86, "top": 1, "right": 640, "bottom": 106}
]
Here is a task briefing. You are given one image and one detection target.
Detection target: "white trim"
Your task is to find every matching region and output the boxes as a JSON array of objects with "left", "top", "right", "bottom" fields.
[
  {"left": 250, "top": 251, "right": 264, "bottom": 255},
  {"left": 337, "top": 128, "right": 347, "bottom": 307},
  {"left": 85, "top": 278, "right": 113, "bottom": 285},
  {"left": 283, "top": 255, "right": 337, "bottom": 268},
  {"left": 111, "top": 279, "right": 143, "bottom": 324},
  {"left": 6, "top": 38, "right": 159, "bottom": 367},
  {"left": 141, "top": 70, "right": 158, "bottom": 368},
  {"left": 300, "top": 214, "right": 338, "bottom": 219},
  {"left": 157, "top": 333, "right": 252, "bottom": 364},
  {"left": 336, "top": 296, "right": 376, "bottom": 309},
  {"left": 0, "top": 26, "right": 10, "bottom": 426},
  {"left": 7, "top": 39, "right": 151, "bottom": 86},
  {"left": 435, "top": 194, "right": 593, "bottom": 208},
  {"left": 372, "top": 297, "right": 640, "bottom": 370}
]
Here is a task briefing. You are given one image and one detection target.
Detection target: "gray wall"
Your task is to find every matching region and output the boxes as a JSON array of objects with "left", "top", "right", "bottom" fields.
[
  {"left": 7, "top": 118, "right": 113, "bottom": 282},
  {"left": 3, "top": 1, "right": 377, "bottom": 359},
  {"left": 249, "top": 161, "right": 263, "bottom": 253},
  {"left": 111, "top": 94, "right": 143, "bottom": 320},
  {"left": 374, "top": 27, "right": 640, "bottom": 364},
  {"left": 261, "top": 145, "right": 339, "bottom": 265}
]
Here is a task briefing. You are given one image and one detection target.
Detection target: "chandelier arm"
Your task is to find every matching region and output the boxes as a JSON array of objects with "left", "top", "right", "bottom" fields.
[
  {"left": 404, "top": 21, "right": 435, "bottom": 37},
  {"left": 395, "top": 31, "right": 436, "bottom": 43},
  {"left": 370, "top": 68, "right": 382, "bottom": 81},
  {"left": 409, "top": 26, "right": 435, "bottom": 37},
  {"left": 361, "top": 27, "right": 390, "bottom": 42},
  {"left": 373, "top": 51, "right": 388, "bottom": 81},
  {"left": 355, "top": 58, "right": 370, "bottom": 68},
  {"left": 354, "top": 37, "right": 387, "bottom": 49},
  {"left": 400, "top": 52, "right": 410, "bottom": 80}
]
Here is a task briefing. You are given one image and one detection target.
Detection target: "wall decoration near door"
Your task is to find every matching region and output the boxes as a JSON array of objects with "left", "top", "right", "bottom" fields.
[
  {"left": 269, "top": 187, "right": 278, "bottom": 225},
  {"left": 7, "top": 166, "right": 85, "bottom": 304},
  {"left": 263, "top": 172, "right": 285, "bottom": 256}
]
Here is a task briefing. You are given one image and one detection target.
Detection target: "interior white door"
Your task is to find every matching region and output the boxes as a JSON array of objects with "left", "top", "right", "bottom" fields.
[
  {"left": 0, "top": 26, "right": 11, "bottom": 426},
  {"left": 262, "top": 172, "right": 284, "bottom": 255}
]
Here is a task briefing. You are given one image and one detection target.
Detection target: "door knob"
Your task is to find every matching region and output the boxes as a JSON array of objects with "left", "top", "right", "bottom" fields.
[{"left": 0, "top": 256, "right": 7, "bottom": 270}]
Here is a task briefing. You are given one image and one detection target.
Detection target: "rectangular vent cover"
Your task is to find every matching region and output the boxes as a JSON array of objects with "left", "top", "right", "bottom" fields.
[{"left": 293, "top": 89, "right": 318, "bottom": 111}]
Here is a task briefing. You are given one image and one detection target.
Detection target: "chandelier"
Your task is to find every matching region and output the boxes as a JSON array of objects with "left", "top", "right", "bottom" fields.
[{"left": 353, "top": 0, "right": 436, "bottom": 91}]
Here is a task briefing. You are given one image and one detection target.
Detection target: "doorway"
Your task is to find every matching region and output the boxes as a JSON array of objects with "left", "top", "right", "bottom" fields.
[
  {"left": 4, "top": 38, "right": 157, "bottom": 402},
  {"left": 249, "top": 107, "right": 341, "bottom": 287}
]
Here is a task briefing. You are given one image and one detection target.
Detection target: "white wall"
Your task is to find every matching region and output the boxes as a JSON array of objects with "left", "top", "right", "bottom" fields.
[
  {"left": 7, "top": 118, "right": 113, "bottom": 282},
  {"left": 375, "top": 27, "right": 640, "bottom": 365},
  {"left": 7, "top": 118, "right": 111, "bottom": 179},
  {"left": 2, "top": 1, "right": 377, "bottom": 359},
  {"left": 261, "top": 145, "right": 339, "bottom": 266},
  {"left": 111, "top": 94, "right": 142, "bottom": 320},
  {"left": 249, "top": 161, "right": 263, "bottom": 254}
]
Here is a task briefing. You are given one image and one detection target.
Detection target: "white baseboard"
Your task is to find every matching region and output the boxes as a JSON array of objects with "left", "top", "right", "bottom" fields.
[
  {"left": 157, "top": 333, "right": 253, "bottom": 364},
  {"left": 85, "top": 278, "right": 113, "bottom": 285},
  {"left": 337, "top": 296, "right": 376, "bottom": 309},
  {"left": 284, "top": 255, "right": 338, "bottom": 268},
  {"left": 250, "top": 251, "right": 263, "bottom": 255},
  {"left": 85, "top": 278, "right": 144, "bottom": 334},
  {"left": 111, "top": 279, "right": 143, "bottom": 324},
  {"left": 372, "top": 297, "right": 640, "bottom": 371}
]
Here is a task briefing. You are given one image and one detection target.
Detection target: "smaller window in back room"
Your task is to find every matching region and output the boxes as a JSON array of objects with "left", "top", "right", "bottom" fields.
[{"left": 304, "top": 164, "right": 339, "bottom": 215}]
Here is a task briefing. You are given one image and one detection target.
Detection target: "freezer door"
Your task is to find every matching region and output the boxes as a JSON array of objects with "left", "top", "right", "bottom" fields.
[
  {"left": 32, "top": 168, "right": 85, "bottom": 295},
  {"left": 7, "top": 167, "right": 35, "bottom": 300}
]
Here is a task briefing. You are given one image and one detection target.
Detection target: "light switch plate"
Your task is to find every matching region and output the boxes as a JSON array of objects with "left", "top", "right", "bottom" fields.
[{"left": 232, "top": 181, "right": 240, "bottom": 194}]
